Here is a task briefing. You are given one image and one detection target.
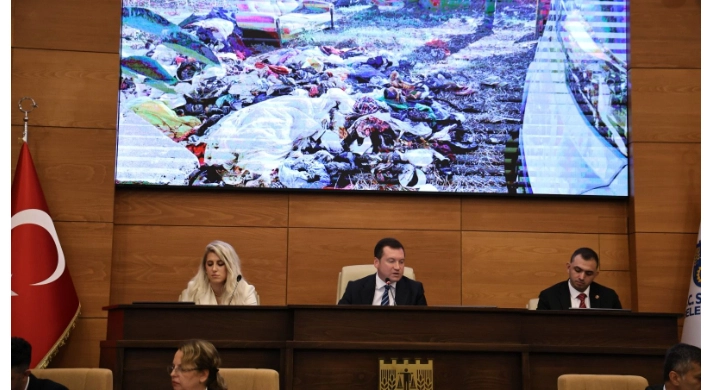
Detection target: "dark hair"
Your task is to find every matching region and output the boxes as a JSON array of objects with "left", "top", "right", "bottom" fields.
[
  {"left": 570, "top": 247, "right": 599, "bottom": 268},
  {"left": 11, "top": 337, "right": 32, "bottom": 371},
  {"left": 178, "top": 339, "right": 227, "bottom": 390},
  {"left": 663, "top": 343, "right": 701, "bottom": 382},
  {"left": 374, "top": 238, "right": 405, "bottom": 259}
]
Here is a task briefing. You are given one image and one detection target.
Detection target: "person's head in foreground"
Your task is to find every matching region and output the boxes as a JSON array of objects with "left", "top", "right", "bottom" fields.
[
  {"left": 11, "top": 337, "right": 32, "bottom": 390},
  {"left": 170, "top": 339, "right": 227, "bottom": 390},
  {"left": 663, "top": 342, "right": 701, "bottom": 390}
]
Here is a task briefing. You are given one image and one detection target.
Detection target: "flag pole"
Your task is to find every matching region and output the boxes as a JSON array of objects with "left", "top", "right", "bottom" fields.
[
  {"left": 18, "top": 97, "right": 38, "bottom": 143},
  {"left": 12, "top": 96, "right": 82, "bottom": 368}
]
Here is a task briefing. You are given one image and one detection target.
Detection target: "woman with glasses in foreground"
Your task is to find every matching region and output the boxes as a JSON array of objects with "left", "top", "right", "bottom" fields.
[{"left": 169, "top": 339, "right": 227, "bottom": 390}]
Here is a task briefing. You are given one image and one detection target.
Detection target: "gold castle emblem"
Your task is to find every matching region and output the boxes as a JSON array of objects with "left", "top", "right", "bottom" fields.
[{"left": 379, "top": 358, "right": 433, "bottom": 390}]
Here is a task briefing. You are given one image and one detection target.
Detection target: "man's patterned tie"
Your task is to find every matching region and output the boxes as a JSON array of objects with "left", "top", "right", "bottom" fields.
[{"left": 381, "top": 284, "right": 390, "bottom": 306}]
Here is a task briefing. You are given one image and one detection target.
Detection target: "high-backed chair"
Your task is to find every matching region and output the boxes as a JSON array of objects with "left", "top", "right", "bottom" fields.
[
  {"left": 336, "top": 264, "right": 415, "bottom": 303},
  {"left": 219, "top": 368, "right": 279, "bottom": 390},
  {"left": 557, "top": 374, "right": 649, "bottom": 390},
  {"left": 31, "top": 368, "right": 113, "bottom": 390},
  {"left": 527, "top": 298, "right": 539, "bottom": 310}
]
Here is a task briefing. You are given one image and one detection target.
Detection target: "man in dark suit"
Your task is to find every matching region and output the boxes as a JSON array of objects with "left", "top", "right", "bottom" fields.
[
  {"left": 646, "top": 343, "right": 701, "bottom": 390},
  {"left": 338, "top": 237, "right": 427, "bottom": 306},
  {"left": 11, "top": 337, "right": 69, "bottom": 390},
  {"left": 537, "top": 247, "right": 622, "bottom": 310}
]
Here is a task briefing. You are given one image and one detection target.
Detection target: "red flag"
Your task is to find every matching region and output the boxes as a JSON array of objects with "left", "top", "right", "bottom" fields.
[{"left": 11, "top": 142, "right": 81, "bottom": 368}]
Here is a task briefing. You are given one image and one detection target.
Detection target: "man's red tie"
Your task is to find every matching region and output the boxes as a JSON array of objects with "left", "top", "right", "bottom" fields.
[{"left": 577, "top": 293, "right": 587, "bottom": 308}]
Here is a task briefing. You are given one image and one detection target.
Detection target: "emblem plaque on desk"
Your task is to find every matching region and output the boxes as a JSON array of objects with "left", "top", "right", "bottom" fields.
[{"left": 379, "top": 358, "right": 433, "bottom": 390}]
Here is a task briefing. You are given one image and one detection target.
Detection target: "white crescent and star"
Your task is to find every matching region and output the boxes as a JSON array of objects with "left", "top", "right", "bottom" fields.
[{"left": 10, "top": 209, "right": 66, "bottom": 295}]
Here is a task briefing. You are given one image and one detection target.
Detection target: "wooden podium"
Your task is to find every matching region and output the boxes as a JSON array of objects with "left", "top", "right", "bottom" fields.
[{"left": 100, "top": 305, "right": 679, "bottom": 390}]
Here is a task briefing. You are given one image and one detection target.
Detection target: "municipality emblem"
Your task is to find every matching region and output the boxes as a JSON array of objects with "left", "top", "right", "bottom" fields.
[{"left": 379, "top": 358, "right": 433, "bottom": 390}]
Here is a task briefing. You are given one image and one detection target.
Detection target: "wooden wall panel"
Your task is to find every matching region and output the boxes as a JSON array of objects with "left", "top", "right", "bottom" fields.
[
  {"left": 56, "top": 222, "right": 113, "bottom": 318},
  {"left": 630, "top": 143, "right": 700, "bottom": 234},
  {"left": 287, "top": 228, "right": 461, "bottom": 305},
  {"left": 11, "top": 127, "right": 22, "bottom": 177},
  {"left": 49, "top": 318, "right": 107, "bottom": 368},
  {"left": 635, "top": 233, "right": 697, "bottom": 313},
  {"left": 627, "top": 0, "right": 701, "bottom": 318},
  {"left": 289, "top": 193, "right": 461, "bottom": 230},
  {"left": 461, "top": 232, "right": 629, "bottom": 308},
  {"left": 11, "top": 126, "right": 116, "bottom": 222},
  {"left": 111, "top": 226, "right": 288, "bottom": 305},
  {"left": 630, "top": 69, "right": 700, "bottom": 143},
  {"left": 629, "top": 0, "right": 700, "bottom": 69},
  {"left": 628, "top": 233, "right": 640, "bottom": 310},
  {"left": 462, "top": 198, "right": 627, "bottom": 234},
  {"left": 114, "top": 189, "right": 289, "bottom": 227},
  {"left": 11, "top": 49, "right": 119, "bottom": 129},
  {"left": 599, "top": 234, "right": 630, "bottom": 271},
  {"left": 12, "top": 0, "right": 120, "bottom": 53},
  {"left": 596, "top": 271, "right": 632, "bottom": 310}
]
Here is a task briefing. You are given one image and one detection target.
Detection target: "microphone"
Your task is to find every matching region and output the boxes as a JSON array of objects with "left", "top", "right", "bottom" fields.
[
  {"left": 384, "top": 278, "right": 395, "bottom": 306},
  {"left": 226, "top": 275, "right": 242, "bottom": 305}
]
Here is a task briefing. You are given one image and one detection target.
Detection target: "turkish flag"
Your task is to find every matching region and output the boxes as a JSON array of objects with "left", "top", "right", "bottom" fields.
[{"left": 11, "top": 142, "right": 81, "bottom": 368}]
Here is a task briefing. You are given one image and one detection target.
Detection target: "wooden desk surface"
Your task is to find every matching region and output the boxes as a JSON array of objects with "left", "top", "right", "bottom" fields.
[{"left": 101, "top": 305, "right": 679, "bottom": 390}]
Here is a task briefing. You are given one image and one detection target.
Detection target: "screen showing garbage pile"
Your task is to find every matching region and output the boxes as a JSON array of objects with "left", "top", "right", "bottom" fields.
[{"left": 116, "top": 0, "right": 628, "bottom": 196}]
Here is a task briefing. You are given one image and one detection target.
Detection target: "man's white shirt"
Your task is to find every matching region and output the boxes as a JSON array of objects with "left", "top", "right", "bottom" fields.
[
  {"left": 568, "top": 280, "right": 591, "bottom": 308},
  {"left": 372, "top": 275, "right": 397, "bottom": 306}
]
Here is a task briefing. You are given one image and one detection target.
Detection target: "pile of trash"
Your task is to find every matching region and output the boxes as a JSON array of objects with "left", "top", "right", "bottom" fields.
[{"left": 117, "top": 6, "right": 489, "bottom": 190}]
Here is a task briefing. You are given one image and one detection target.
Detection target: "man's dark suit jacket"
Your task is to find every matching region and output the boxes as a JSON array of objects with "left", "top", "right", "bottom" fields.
[
  {"left": 338, "top": 274, "right": 427, "bottom": 305},
  {"left": 645, "top": 385, "right": 664, "bottom": 390},
  {"left": 27, "top": 373, "right": 69, "bottom": 390},
  {"left": 536, "top": 280, "right": 622, "bottom": 310}
]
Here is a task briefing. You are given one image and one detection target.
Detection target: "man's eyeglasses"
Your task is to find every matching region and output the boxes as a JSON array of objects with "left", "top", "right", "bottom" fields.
[{"left": 167, "top": 365, "right": 199, "bottom": 374}]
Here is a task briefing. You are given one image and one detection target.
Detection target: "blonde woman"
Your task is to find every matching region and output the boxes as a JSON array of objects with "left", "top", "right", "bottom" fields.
[
  {"left": 169, "top": 339, "right": 227, "bottom": 390},
  {"left": 179, "top": 240, "right": 258, "bottom": 305}
]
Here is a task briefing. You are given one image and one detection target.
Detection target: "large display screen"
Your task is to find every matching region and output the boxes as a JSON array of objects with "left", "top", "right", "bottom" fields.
[{"left": 116, "top": 0, "right": 628, "bottom": 196}]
